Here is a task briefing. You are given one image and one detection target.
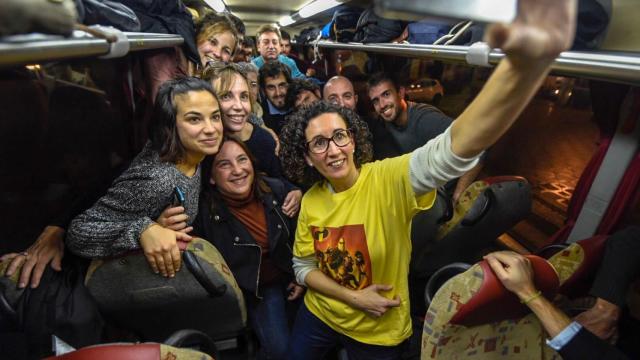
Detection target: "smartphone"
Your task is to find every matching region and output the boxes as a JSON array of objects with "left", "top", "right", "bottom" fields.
[{"left": 171, "top": 186, "right": 185, "bottom": 207}]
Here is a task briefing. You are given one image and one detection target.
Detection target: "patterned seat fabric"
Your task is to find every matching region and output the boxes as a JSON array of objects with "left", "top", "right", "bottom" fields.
[{"left": 421, "top": 258, "right": 562, "bottom": 359}]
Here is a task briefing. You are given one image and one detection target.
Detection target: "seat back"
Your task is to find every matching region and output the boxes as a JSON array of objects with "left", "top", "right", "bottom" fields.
[
  {"left": 422, "top": 256, "right": 562, "bottom": 359},
  {"left": 44, "top": 343, "right": 212, "bottom": 360},
  {"left": 85, "top": 238, "right": 246, "bottom": 342},
  {"left": 410, "top": 189, "right": 452, "bottom": 277},
  {"left": 414, "top": 177, "right": 531, "bottom": 277},
  {"left": 546, "top": 235, "right": 608, "bottom": 298}
]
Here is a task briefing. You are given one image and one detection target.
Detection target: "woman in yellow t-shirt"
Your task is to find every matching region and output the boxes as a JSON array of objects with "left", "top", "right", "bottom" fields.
[{"left": 278, "top": 0, "right": 577, "bottom": 358}]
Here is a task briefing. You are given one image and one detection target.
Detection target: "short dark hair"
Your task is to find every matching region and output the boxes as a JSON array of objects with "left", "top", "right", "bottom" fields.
[
  {"left": 279, "top": 101, "right": 373, "bottom": 186},
  {"left": 286, "top": 78, "right": 320, "bottom": 109},
  {"left": 226, "top": 13, "right": 246, "bottom": 36},
  {"left": 281, "top": 30, "right": 291, "bottom": 41},
  {"left": 367, "top": 72, "right": 401, "bottom": 93},
  {"left": 242, "top": 37, "right": 255, "bottom": 48},
  {"left": 148, "top": 77, "right": 218, "bottom": 163},
  {"left": 202, "top": 135, "right": 272, "bottom": 214},
  {"left": 259, "top": 61, "right": 292, "bottom": 90}
]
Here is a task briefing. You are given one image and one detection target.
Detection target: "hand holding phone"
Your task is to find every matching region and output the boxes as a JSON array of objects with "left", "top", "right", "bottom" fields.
[{"left": 156, "top": 187, "right": 191, "bottom": 233}]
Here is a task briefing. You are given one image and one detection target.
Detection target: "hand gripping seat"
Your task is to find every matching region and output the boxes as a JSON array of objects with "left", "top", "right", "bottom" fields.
[
  {"left": 411, "top": 176, "right": 531, "bottom": 277},
  {"left": 420, "top": 235, "right": 609, "bottom": 359},
  {"left": 85, "top": 238, "right": 246, "bottom": 342},
  {"left": 421, "top": 255, "right": 561, "bottom": 359}
]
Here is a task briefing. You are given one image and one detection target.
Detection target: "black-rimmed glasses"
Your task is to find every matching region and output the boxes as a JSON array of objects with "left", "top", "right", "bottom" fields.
[{"left": 306, "top": 129, "right": 352, "bottom": 154}]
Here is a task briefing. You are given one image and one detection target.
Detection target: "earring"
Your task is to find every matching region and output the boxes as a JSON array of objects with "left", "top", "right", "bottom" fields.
[{"left": 308, "top": 162, "right": 314, "bottom": 167}]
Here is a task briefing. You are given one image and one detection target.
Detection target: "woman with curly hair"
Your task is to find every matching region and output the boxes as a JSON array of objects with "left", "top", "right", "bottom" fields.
[{"left": 280, "top": 0, "right": 576, "bottom": 357}]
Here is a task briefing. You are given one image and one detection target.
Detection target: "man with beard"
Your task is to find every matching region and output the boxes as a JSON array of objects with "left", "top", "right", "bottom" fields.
[
  {"left": 286, "top": 78, "right": 321, "bottom": 111},
  {"left": 323, "top": 75, "right": 402, "bottom": 160},
  {"left": 367, "top": 72, "right": 484, "bottom": 202},
  {"left": 259, "top": 61, "right": 292, "bottom": 135}
]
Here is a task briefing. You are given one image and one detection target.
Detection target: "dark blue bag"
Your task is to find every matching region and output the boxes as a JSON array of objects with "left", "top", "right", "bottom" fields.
[
  {"left": 353, "top": 7, "right": 405, "bottom": 43},
  {"left": 331, "top": 7, "right": 363, "bottom": 43},
  {"left": 407, "top": 21, "right": 451, "bottom": 44}
]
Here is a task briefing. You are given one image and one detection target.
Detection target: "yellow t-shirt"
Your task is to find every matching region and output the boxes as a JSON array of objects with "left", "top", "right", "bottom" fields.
[{"left": 293, "top": 154, "right": 436, "bottom": 345}]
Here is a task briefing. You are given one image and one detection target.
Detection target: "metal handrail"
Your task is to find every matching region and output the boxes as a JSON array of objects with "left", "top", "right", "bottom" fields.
[
  {"left": 0, "top": 32, "right": 184, "bottom": 67},
  {"left": 317, "top": 40, "right": 640, "bottom": 85}
]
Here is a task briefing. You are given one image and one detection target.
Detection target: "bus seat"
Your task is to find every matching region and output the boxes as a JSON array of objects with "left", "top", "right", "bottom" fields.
[
  {"left": 410, "top": 189, "right": 452, "bottom": 277},
  {"left": 44, "top": 342, "right": 212, "bottom": 360},
  {"left": 421, "top": 256, "right": 561, "bottom": 359},
  {"left": 85, "top": 238, "right": 246, "bottom": 343},
  {"left": 545, "top": 235, "right": 608, "bottom": 298},
  {"left": 412, "top": 176, "right": 531, "bottom": 277}
]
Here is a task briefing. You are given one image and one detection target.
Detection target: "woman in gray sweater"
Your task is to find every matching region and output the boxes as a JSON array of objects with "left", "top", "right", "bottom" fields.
[{"left": 67, "top": 77, "right": 223, "bottom": 278}]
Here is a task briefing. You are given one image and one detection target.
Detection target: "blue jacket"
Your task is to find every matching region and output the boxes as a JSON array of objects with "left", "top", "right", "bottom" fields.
[{"left": 252, "top": 54, "right": 305, "bottom": 79}]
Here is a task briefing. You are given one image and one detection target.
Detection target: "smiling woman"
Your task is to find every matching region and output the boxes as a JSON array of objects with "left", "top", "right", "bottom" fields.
[
  {"left": 195, "top": 12, "right": 239, "bottom": 66},
  {"left": 195, "top": 136, "right": 302, "bottom": 359},
  {"left": 203, "top": 62, "right": 303, "bottom": 218},
  {"left": 66, "top": 77, "right": 223, "bottom": 278}
]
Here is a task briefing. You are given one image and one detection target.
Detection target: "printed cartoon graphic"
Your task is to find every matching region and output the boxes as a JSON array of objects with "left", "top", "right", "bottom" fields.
[{"left": 311, "top": 225, "right": 371, "bottom": 290}]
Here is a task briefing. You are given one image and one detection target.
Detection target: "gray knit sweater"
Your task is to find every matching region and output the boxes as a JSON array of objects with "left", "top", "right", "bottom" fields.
[{"left": 66, "top": 142, "right": 201, "bottom": 258}]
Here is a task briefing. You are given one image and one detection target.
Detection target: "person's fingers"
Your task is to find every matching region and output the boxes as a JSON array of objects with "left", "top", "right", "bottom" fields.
[
  {"left": 374, "top": 284, "right": 393, "bottom": 293},
  {"left": 168, "top": 221, "right": 187, "bottom": 231},
  {"left": 145, "top": 254, "right": 159, "bottom": 274},
  {"left": 0, "top": 253, "right": 17, "bottom": 262},
  {"left": 387, "top": 295, "right": 401, "bottom": 307},
  {"left": 484, "top": 23, "right": 510, "bottom": 49},
  {"left": 169, "top": 213, "right": 189, "bottom": 223},
  {"left": 50, "top": 252, "right": 63, "bottom": 271},
  {"left": 155, "top": 255, "right": 167, "bottom": 277},
  {"left": 171, "top": 245, "right": 181, "bottom": 273},
  {"left": 163, "top": 251, "right": 175, "bottom": 277},
  {"left": 4, "top": 254, "right": 22, "bottom": 276},
  {"left": 485, "top": 255, "right": 509, "bottom": 280},
  {"left": 176, "top": 232, "right": 193, "bottom": 242},
  {"left": 18, "top": 255, "right": 38, "bottom": 288},
  {"left": 178, "top": 226, "right": 194, "bottom": 234},
  {"left": 30, "top": 259, "right": 49, "bottom": 288},
  {"left": 164, "top": 206, "right": 185, "bottom": 216}
]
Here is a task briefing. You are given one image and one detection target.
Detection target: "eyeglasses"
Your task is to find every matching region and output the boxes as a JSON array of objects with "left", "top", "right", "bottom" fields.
[{"left": 306, "top": 129, "right": 352, "bottom": 154}]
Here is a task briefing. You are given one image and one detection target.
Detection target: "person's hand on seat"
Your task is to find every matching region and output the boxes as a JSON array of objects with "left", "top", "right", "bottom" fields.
[
  {"left": 140, "top": 224, "right": 192, "bottom": 278},
  {"left": 1, "top": 225, "right": 65, "bottom": 288},
  {"left": 484, "top": 251, "right": 538, "bottom": 300}
]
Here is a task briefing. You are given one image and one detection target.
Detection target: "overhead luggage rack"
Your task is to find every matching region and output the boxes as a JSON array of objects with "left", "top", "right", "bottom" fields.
[
  {"left": 316, "top": 40, "right": 640, "bottom": 86},
  {"left": 0, "top": 31, "right": 184, "bottom": 67}
]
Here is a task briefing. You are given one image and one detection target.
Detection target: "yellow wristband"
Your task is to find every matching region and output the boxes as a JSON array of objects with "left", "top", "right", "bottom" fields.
[{"left": 521, "top": 291, "right": 542, "bottom": 305}]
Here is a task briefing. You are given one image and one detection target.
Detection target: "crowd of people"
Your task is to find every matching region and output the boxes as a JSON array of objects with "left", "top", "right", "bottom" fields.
[{"left": 0, "top": 0, "right": 635, "bottom": 359}]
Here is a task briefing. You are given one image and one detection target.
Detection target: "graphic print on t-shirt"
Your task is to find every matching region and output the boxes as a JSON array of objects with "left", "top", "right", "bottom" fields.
[{"left": 311, "top": 225, "right": 371, "bottom": 290}]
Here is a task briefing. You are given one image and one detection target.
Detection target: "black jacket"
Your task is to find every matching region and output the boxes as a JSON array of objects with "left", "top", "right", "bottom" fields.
[
  {"left": 560, "top": 327, "right": 629, "bottom": 360},
  {"left": 194, "top": 177, "right": 296, "bottom": 299}
]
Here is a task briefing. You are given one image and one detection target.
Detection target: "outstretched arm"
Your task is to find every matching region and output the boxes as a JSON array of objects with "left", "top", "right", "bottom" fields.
[{"left": 450, "top": 0, "right": 576, "bottom": 158}]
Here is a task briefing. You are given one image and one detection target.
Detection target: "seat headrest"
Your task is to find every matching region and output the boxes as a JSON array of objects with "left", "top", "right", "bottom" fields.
[
  {"left": 45, "top": 343, "right": 160, "bottom": 360},
  {"left": 450, "top": 255, "right": 559, "bottom": 326}
]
